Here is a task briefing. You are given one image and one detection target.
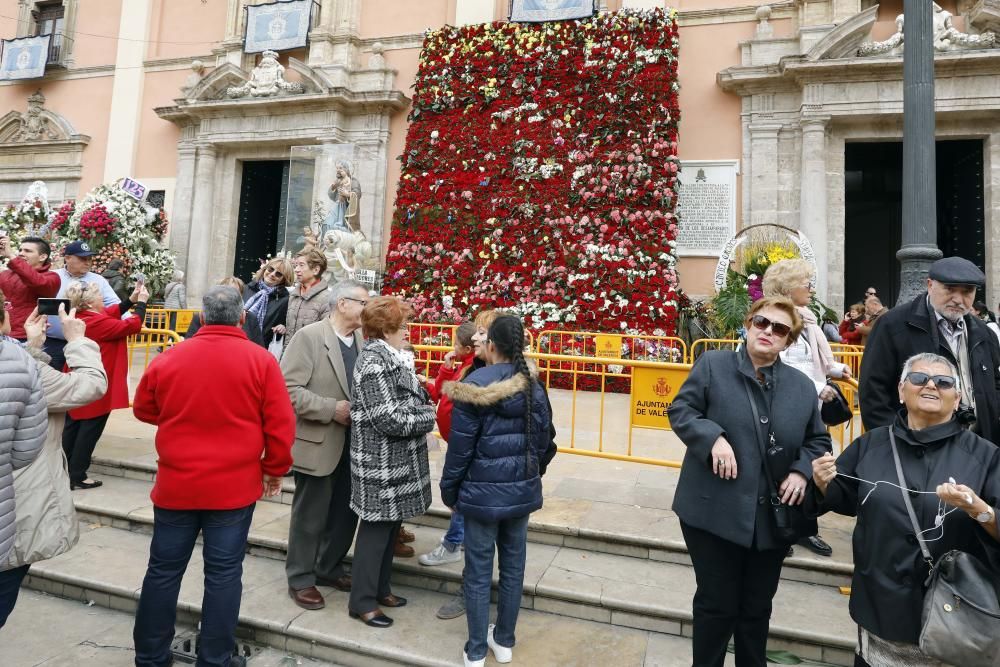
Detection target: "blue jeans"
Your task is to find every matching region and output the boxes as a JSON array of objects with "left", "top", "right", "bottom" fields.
[
  {"left": 443, "top": 511, "right": 464, "bottom": 548},
  {"left": 462, "top": 514, "right": 530, "bottom": 661},
  {"left": 133, "top": 505, "right": 255, "bottom": 667}
]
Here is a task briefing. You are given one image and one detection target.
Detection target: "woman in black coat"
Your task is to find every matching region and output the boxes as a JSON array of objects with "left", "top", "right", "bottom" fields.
[
  {"left": 668, "top": 296, "right": 831, "bottom": 667},
  {"left": 242, "top": 257, "right": 292, "bottom": 349},
  {"left": 810, "top": 352, "right": 1000, "bottom": 667}
]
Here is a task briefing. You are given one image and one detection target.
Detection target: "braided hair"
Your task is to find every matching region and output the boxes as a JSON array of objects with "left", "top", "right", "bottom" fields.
[{"left": 488, "top": 315, "right": 536, "bottom": 474}]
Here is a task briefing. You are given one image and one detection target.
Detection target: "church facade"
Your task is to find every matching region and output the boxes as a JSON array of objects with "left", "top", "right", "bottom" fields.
[{"left": 0, "top": 0, "right": 997, "bottom": 309}]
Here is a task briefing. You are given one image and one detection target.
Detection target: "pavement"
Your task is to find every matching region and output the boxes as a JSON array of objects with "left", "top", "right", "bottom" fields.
[{"left": 0, "top": 589, "right": 340, "bottom": 667}]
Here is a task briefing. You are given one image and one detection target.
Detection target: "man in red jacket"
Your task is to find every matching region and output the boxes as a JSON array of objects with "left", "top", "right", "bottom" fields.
[
  {"left": 0, "top": 236, "right": 59, "bottom": 340},
  {"left": 131, "top": 285, "right": 295, "bottom": 667}
]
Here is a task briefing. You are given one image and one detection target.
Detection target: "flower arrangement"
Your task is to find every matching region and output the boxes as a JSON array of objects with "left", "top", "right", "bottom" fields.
[
  {"left": 77, "top": 204, "right": 116, "bottom": 239},
  {"left": 0, "top": 196, "right": 50, "bottom": 244},
  {"left": 384, "top": 9, "right": 682, "bottom": 336}
]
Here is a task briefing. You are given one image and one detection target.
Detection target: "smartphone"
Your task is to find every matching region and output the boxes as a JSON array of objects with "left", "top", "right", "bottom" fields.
[
  {"left": 37, "top": 298, "right": 71, "bottom": 316},
  {"left": 133, "top": 271, "right": 146, "bottom": 285}
]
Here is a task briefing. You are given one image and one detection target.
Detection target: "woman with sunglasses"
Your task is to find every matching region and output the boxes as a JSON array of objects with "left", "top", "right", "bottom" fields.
[
  {"left": 763, "top": 258, "right": 850, "bottom": 558},
  {"left": 669, "top": 296, "right": 832, "bottom": 667},
  {"left": 809, "top": 352, "right": 1000, "bottom": 667},
  {"left": 243, "top": 258, "right": 292, "bottom": 349}
]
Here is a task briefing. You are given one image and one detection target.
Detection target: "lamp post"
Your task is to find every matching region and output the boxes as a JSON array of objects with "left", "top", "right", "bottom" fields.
[{"left": 896, "top": 0, "right": 942, "bottom": 304}]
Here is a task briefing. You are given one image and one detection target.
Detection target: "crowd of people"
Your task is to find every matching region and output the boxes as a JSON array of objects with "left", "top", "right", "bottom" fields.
[{"left": 0, "top": 232, "right": 997, "bottom": 667}]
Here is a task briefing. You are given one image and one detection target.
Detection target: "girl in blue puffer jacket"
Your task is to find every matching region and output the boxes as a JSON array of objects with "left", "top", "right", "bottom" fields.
[{"left": 440, "top": 314, "right": 556, "bottom": 667}]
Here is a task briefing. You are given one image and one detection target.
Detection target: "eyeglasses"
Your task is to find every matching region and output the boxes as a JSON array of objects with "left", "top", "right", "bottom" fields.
[
  {"left": 905, "top": 372, "right": 957, "bottom": 390},
  {"left": 264, "top": 266, "right": 284, "bottom": 279},
  {"left": 749, "top": 314, "right": 792, "bottom": 338},
  {"left": 342, "top": 297, "right": 368, "bottom": 306}
]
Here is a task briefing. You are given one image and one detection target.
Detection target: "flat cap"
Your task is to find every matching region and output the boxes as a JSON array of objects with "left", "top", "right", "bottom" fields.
[{"left": 928, "top": 256, "right": 985, "bottom": 288}]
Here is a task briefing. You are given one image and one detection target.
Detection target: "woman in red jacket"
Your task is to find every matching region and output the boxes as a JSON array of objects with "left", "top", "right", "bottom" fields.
[
  {"left": 62, "top": 279, "right": 148, "bottom": 489},
  {"left": 838, "top": 303, "right": 865, "bottom": 346}
]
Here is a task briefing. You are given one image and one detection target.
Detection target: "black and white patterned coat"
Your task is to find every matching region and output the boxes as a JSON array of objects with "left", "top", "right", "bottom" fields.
[{"left": 349, "top": 338, "right": 436, "bottom": 522}]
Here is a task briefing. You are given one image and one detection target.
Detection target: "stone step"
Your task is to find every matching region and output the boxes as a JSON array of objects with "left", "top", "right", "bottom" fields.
[
  {"left": 88, "top": 443, "right": 855, "bottom": 589},
  {"left": 22, "top": 521, "right": 833, "bottom": 667},
  {"left": 68, "top": 475, "right": 857, "bottom": 666}
]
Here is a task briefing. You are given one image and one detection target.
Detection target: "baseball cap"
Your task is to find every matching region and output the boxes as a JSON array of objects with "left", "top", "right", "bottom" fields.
[{"left": 63, "top": 240, "right": 96, "bottom": 257}]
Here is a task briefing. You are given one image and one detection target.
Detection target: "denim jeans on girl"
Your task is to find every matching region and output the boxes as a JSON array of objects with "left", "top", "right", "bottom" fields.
[
  {"left": 462, "top": 514, "right": 530, "bottom": 661},
  {"left": 443, "top": 511, "right": 464, "bottom": 549}
]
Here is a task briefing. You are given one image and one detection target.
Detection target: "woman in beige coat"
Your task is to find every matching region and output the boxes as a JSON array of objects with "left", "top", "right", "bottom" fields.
[
  {"left": 284, "top": 249, "right": 331, "bottom": 350},
  {"left": 0, "top": 306, "right": 107, "bottom": 625}
]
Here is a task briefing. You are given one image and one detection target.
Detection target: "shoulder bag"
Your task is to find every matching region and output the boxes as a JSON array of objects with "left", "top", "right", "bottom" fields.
[
  {"left": 741, "top": 375, "right": 811, "bottom": 544},
  {"left": 889, "top": 428, "right": 1000, "bottom": 667}
]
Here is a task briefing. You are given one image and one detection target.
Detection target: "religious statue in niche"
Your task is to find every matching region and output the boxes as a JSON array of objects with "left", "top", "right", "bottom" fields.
[
  {"left": 858, "top": 2, "right": 997, "bottom": 56},
  {"left": 319, "top": 161, "right": 362, "bottom": 238},
  {"left": 12, "top": 91, "right": 57, "bottom": 142},
  {"left": 226, "top": 50, "right": 304, "bottom": 98}
]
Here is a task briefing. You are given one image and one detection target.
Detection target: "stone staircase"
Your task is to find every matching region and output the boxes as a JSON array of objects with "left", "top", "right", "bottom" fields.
[{"left": 20, "top": 425, "right": 860, "bottom": 666}]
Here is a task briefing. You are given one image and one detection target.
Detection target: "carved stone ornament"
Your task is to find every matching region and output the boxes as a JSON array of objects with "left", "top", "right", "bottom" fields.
[
  {"left": 858, "top": 3, "right": 998, "bottom": 57},
  {"left": 226, "top": 50, "right": 304, "bottom": 98},
  {"left": 11, "top": 91, "right": 58, "bottom": 142}
]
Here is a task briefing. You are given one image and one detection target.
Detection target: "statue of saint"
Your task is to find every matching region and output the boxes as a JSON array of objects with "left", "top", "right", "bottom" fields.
[{"left": 320, "top": 161, "right": 362, "bottom": 238}]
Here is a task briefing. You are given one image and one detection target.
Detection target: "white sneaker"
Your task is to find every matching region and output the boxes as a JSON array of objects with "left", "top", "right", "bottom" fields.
[
  {"left": 488, "top": 624, "right": 513, "bottom": 663},
  {"left": 463, "top": 651, "right": 485, "bottom": 667},
  {"left": 418, "top": 542, "right": 463, "bottom": 566}
]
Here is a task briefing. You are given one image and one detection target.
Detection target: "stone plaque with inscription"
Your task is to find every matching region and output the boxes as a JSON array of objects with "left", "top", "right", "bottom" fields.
[{"left": 675, "top": 160, "right": 739, "bottom": 257}]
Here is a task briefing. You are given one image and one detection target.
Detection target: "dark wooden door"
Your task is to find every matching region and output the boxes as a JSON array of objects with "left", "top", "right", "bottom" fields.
[{"left": 233, "top": 160, "right": 289, "bottom": 283}]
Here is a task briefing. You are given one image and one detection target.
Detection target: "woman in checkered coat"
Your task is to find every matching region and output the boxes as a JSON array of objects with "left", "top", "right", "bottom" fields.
[{"left": 348, "top": 296, "right": 436, "bottom": 628}]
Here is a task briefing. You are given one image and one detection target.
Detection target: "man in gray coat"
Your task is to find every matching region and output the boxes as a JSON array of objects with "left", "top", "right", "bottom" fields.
[
  {"left": 281, "top": 280, "right": 367, "bottom": 610},
  {"left": 0, "top": 300, "right": 50, "bottom": 627}
]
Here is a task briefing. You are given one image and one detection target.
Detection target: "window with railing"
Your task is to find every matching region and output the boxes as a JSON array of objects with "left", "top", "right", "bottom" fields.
[{"left": 32, "top": 1, "right": 64, "bottom": 64}]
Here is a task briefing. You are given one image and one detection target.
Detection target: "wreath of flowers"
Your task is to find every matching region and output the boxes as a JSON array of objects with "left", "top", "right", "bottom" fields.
[{"left": 384, "top": 9, "right": 682, "bottom": 338}]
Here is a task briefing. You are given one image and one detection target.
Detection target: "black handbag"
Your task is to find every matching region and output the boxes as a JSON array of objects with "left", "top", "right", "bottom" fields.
[
  {"left": 820, "top": 380, "right": 853, "bottom": 426},
  {"left": 889, "top": 429, "right": 1000, "bottom": 667},
  {"left": 741, "top": 376, "right": 811, "bottom": 544}
]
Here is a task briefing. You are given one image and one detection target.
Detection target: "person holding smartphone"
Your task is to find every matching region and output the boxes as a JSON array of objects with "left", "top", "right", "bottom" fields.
[
  {"left": 0, "top": 235, "right": 60, "bottom": 342},
  {"left": 61, "top": 279, "right": 147, "bottom": 489}
]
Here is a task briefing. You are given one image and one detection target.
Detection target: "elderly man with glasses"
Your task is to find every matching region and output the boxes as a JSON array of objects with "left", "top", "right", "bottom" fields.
[
  {"left": 860, "top": 257, "right": 1000, "bottom": 444},
  {"left": 281, "top": 280, "right": 369, "bottom": 610}
]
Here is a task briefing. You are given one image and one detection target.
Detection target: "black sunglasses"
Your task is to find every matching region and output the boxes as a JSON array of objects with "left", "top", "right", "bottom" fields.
[
  {"left": 905, "top": 372, "right": 957, "bottom": 390},
  {"left": 749, "top": 314, "right": 791, "bottom": 338},
  {"left": 264, "top": 266, "right": 284, "bottom": 279}
]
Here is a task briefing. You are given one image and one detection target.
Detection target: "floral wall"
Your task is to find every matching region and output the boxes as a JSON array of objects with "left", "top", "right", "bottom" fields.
[{"left": 384, "top": 9, "right": 682, "bottom": 334}]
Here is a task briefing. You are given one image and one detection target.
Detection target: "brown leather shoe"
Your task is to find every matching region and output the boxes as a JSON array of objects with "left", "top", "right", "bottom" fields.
[
  {"left": 393, "top": 540, "right": 415, "bottom": 558},
  {"left": 288, "top": 586, "right": 325, "bottom": 610},
  {"left": 398, "top": 526, "right": 415, "bottom": 543},
  {"left": 377, "top": 593, "right": 408, "bottom": 608},
  {"left": 316, "top": 574, "right": 352, "bottom": 592}
]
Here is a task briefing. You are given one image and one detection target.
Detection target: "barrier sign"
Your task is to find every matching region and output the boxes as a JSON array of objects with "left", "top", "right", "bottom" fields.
[
  {"left": 594, "top": 334, "right": 622, "bottom": 359},
  {"left": 630, "top": 366, "right": 687, "bottom": 430},
  {"left": 175, "top": 311, "right": 196, "bottom": 334}
]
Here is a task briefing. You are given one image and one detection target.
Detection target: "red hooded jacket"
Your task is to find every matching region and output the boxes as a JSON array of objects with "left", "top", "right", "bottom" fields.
[
  {"left": 133, "top": 325, "right": 295, "bottom": 510},
  {"left": 0, "top": 257, "right": 60, "bottom": 339},
  {"left": 427, "top": 355, "right": 475, "bottom": 442}
]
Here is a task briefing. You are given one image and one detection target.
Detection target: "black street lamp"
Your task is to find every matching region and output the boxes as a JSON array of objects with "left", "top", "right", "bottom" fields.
[{"left": 896, "top": 0, "right": 942, "bottom": 304}]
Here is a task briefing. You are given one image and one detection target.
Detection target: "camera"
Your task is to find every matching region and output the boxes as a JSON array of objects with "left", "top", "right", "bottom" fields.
[{"left": 956, "top": 407, "right": 977, "bottom": 428}]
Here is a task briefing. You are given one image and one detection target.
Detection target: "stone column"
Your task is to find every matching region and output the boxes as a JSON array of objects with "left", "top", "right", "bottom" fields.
[
  {"left": 170, "top": 143, "right": 198, "bottom": 270},
  {"left": 799, "top": 115, "right": 831, "bottom": 300},
  {"left": 748, "top": 122, "right": 783, "bottom": 227},
  {"left": 187, "top": 144, "right": 218, "bottom": 306}
]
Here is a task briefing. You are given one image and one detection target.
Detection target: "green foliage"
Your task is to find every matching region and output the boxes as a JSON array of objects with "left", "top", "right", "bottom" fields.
[{"left": 711, "top": 270, "right": 751, "bottom": 337}]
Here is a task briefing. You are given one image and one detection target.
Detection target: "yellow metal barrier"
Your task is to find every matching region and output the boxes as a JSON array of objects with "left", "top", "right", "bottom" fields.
[
  {"left": 827, "top": 377, "right": 864, "bottom": 452},
  {"left": 832, "top": 346, "right": 864, "bottom": 379},
  {"left": 689, "top": 338, "right": 740, "bottom": 361},
  {"left": 535, "top": 329, "right": 686, "bottom": 363},
  {"left": 143, "top": 308, "right": 200, "bottom": 334},
  {"left": 127, "top": 328, "right": 183, "bottom": 378}
]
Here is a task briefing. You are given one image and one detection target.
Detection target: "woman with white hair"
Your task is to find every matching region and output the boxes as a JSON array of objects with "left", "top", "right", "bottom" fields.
[
  {"left": 763, "top": 258, "right": 850, "bottom": 557},
  {"left": 61, "top": 279, "right": 148, "bottom": 490},
  {"left": 163, "top": 269, "right": 186, "bottom": 310}
]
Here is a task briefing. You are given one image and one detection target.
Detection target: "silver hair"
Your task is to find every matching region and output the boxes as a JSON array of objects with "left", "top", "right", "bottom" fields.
[
  {"left": 328, "top": 279, "right": 367, "bottom": 306},
  {"left": 899, "top": 352, "right": 958, "bottom": 384},
  {"left": 202, "top": 286, "right": 244, "bottom": 326}
]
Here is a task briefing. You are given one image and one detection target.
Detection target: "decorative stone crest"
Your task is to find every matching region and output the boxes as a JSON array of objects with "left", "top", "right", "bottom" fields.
[
  {"left": 10, "top": 91, "right": 58, "bottom": 142},
  {"left": 226, "top": 50, "right": 304, "bottom": 98},
  {"left": 859, "top": 3, "right": 997, "bottom": 57}
]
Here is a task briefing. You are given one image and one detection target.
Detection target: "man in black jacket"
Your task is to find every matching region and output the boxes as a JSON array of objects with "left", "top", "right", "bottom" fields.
[{"left": 860, "top": 257, "right": 1000, "bottom": 443}]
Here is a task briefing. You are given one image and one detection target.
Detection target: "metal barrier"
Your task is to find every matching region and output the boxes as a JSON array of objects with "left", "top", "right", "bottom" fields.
[
  {"left": 127, "top": 328, "right": 184, "bottom": 378},
  {"left": 143, "top": 308, "right": 200, "bottom": 335},
  {"left": 689, "top": 338, "right": 740, "bottom": 361},
  {"left": 535, "top": 329, "right": 686, "bottom": 364},
  {"left": 827, "top": 377, "right": 864, "bottom": 452},
  {"left": 831, "top": 345, "right": 864, "bottom": 379}
]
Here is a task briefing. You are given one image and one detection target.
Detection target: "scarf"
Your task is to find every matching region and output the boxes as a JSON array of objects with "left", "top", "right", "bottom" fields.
[
  {"left": 244, "top": 281, "right": 277, "bottom": 334},
  {"left": 796, "top": 305, "right": 836, "bottom": 381}
]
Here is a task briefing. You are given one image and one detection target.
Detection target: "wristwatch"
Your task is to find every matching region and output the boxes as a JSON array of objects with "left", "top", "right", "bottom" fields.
[{"left": 973, "top": 506, "right": 996, "bottom": 524}]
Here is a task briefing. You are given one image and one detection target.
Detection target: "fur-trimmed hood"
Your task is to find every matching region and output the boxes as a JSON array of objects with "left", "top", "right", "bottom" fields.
[{"left": 443, "top": 372, "right": 528, "bottom": 407}]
